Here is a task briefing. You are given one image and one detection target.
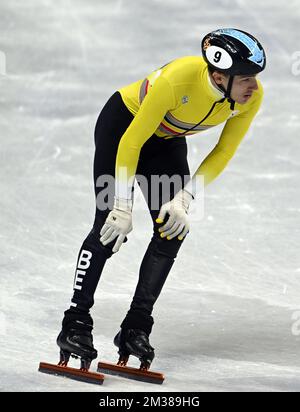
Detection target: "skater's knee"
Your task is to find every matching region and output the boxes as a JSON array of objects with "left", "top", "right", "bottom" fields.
[
  {"left": 83, "top": 227, "right": 114, "bottom": 258},
  {"left": 150, "top": 231, "right": 184, "bottom": 259},
  {"left": 86, "top": 224, "right": 129, "bottom": 257}
]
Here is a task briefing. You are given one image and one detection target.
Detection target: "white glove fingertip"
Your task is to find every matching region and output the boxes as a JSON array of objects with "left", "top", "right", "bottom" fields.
[
  {"left": 100, "top": 223, "right": 109, "bottom": 237},
  {"left": 113, "top": 235, "right": 125, "bottom": 253},
  {"left": 100, "top": 238, "right": 107, "bottom": 246},
  {"left": 179, "top": 227, "right": 189, "bottom": 240},
  {"left": 168, "top": 224, "right": 183, "bottom": 240},
  {"left": 101, "top": 238, "right": 109, "bottom": 246},
  {"left": 167, "top": 223, "right": 182, "bottom": 240},
  {"left": 166, "top": 233, "right": 175, "bottom": 240}
]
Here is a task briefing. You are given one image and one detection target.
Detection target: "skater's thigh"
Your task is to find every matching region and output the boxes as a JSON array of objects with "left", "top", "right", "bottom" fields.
[
  {"left": 93, "top": 93, "right": 134, "bottom": 219},
  {"left": 136, "top": 137, "right": 190, "bottom": 223},
  {"left": 93, "top": 92, "right": 134, "bottom": 192}
]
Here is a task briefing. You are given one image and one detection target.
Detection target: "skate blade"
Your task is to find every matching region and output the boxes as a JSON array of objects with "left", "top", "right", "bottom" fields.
[
  {"left": 97, "top": 361, "right": 164, "bottom": 385},
  {"left": 38, "top": 362, "right": 104, "bottom": 385}
]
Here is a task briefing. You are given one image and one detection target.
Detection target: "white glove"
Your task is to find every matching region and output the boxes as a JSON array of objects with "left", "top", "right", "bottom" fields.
[
  {"left": 156, "top": 189, "right": 193, "bottom": 241},
  {"left": 100, "top": 197, "right": 133, "bottom": 253}
]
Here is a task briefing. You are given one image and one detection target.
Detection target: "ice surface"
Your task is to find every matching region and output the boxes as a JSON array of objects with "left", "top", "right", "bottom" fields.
[{"left": 0, "top": 0, "right": 300, "bottom": 392}]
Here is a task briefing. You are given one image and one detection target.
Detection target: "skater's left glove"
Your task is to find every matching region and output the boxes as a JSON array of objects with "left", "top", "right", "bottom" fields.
[
  {"left": 156, "top": 189, "right": 193, "bottom": 241},
  {"left": 100, "top": 197, "right": 133, "bottom": 253}
]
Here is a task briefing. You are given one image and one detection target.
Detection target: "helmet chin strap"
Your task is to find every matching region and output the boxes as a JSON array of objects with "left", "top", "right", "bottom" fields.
[{"left": 219, "top": 75, "right": 235, "bottom": 110}]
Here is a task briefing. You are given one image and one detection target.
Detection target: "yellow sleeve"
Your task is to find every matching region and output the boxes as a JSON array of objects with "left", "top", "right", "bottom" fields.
[
  {"left": 195, "top": 93, "right": 263, "bottom": 187},
  {"left": 115, "top": 75, "right": 176, "bottom": 199}
]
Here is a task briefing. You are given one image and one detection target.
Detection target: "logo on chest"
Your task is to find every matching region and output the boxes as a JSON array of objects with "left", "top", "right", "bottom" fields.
[
  {"left": 182, "top": 95, "right": 189, "bottom": 104},
  {"left": 228, "top": 110, "right": 240, "bottom": 119}
]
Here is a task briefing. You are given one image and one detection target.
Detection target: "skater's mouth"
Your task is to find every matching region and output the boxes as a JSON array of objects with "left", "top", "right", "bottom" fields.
[{"left": 243, "top": 93, "right": 252, "bottom": 100}]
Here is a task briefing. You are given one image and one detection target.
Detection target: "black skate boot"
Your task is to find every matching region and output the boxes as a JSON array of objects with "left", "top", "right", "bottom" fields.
[
  {"left": 97, "top": 328, "right": 164, "bottom": 384},
  {"left": 56, "top": 309, "right": 98, "bottom": 370},
  {"left": 114, "top": 328, "right": 155, "bottom": 371},
  {"left": 39, "top": 309, "right": 104, "bottom": 385}
]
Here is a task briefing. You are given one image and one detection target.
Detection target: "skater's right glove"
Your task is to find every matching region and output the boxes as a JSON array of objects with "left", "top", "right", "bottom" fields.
[{"left": 100, "top": 197, "right": 133, "bottom": 253}]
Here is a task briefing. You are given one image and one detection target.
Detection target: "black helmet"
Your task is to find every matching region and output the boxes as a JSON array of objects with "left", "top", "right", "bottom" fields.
[
  {"left": 202, "top": 28, "right": 266, "bottom": 75},
  {"left": 201, "top": 28, "right": 266, "bottom": 108}
]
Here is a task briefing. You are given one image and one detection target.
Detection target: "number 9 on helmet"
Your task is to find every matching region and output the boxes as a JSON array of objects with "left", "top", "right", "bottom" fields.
[{"left": 201, "top": 28, "right": 266, "bottom": 76}]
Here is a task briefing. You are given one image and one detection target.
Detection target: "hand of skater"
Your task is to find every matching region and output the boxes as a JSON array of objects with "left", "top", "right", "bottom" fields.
[
  {"left": 100, "top": 197, "right": 133, "bottom": 253},
  {"left": 156, "top": 189, "right": 193, "bottom": 241}
]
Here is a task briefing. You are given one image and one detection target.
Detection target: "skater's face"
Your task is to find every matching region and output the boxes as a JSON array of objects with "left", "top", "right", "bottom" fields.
[{"left": 211, "top": 72, "right": 259, "bottom": 105}]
